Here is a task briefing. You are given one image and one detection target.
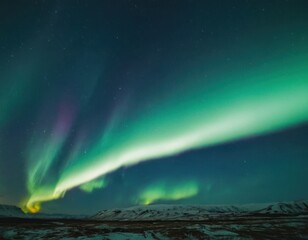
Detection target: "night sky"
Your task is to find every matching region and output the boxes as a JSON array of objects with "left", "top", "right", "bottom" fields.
[{"left": 0, "top": 0, "right": 308, "bottom": 215}]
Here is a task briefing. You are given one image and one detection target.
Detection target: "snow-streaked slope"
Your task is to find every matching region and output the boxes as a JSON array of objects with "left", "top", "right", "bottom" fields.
[
  {"left": 92, "top": 201, "right": 308, "bottom": 221},
  {"left": 0, "top": 205, "right": 26, "bottom": 218},
  {"left": 1, "top": 215, "right": 308, "bottom": 239}
]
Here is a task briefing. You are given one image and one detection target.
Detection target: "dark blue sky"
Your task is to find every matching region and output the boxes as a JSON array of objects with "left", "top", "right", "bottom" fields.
[{"left": 0, "top": 0, "right": 307, "bottom": 214}]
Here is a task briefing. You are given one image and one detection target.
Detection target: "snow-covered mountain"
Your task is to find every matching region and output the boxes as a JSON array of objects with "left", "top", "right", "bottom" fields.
[
  {"left": 92, "top": 200, "right": 308, "bottom": 221},
  {"left": 0, "top": 204, "right": 26, "bottom": 218},
  {"left": 2, "top": 200, "right": 307, "bottom": 220}
]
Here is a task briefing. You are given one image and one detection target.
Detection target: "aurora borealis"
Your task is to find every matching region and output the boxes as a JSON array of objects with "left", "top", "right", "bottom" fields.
[
  {"left": 138, "top": 180, "right": 199, "bottom": 205},
  {"left": 0, "top": 0, "right": 308, "bottom": 214}
]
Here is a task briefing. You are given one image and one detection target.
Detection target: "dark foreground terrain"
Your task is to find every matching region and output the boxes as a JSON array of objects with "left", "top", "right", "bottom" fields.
[{"left": 0, "top": 215, "right": 308, "bottom": 240}]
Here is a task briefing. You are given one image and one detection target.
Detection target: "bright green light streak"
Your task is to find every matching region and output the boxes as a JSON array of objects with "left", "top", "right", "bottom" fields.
[
  {"left": 26, "top": 109, "right": 74, "bottom": 212},
  {"left": 26, "top": 135, "right": 68, "bottom": 213},
  {"left": 27, "top": 136, "right": 64, "bottom": 194},
  {"left": 56, "top": 58, "right": 308, "bottom": 193},
  {"left": 26, "top": 55, "right": 308, "bottom": 210},
  {"left": 139, "top": 180, "right": 199, "bottom": 205},
  {"left": 79, "top": 179, "right": 107, "bottom": 193}
]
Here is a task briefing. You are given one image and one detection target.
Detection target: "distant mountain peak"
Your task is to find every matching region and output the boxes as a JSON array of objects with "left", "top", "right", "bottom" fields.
[
  {"left": 92, "top": 200, "right": 308, "bottom": 221},
  {"left": 0, "top": 204, "right": 25, "bottom": 218}
]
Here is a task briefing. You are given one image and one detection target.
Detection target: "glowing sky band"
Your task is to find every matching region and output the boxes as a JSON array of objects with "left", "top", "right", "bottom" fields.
[{"left": 25, "top": 56, "right": 308, "bottom": 212}]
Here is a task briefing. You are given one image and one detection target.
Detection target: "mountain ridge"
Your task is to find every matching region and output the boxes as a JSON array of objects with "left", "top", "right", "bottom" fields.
[
  {"left": 92, "top": 200, "right": 308, "bottom": 221},
  {"left": 2, "top": 200, "right": 307, "bottom": 220},
  {"left": 0, "top": 204, "right": 25, "bottom": 218}
]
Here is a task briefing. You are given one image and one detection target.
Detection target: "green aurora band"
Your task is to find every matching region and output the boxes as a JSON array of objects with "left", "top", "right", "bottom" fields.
[
  {"left": 25, "top": 55, "right": 308, "bottom": 212},
  {"left": 79, "top": 179, "right": 107, "bottom": 193},
  {"left": 138, "top": 180, "right": 199, "bottom": 205},
  {"left": 25, "top": 105, "right": 75, "bottom": 213}
]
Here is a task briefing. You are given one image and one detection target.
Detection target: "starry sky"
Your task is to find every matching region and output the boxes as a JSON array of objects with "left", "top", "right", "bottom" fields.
[{"left": 0, "top": 0, "right": 308, "bottom": 215}]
